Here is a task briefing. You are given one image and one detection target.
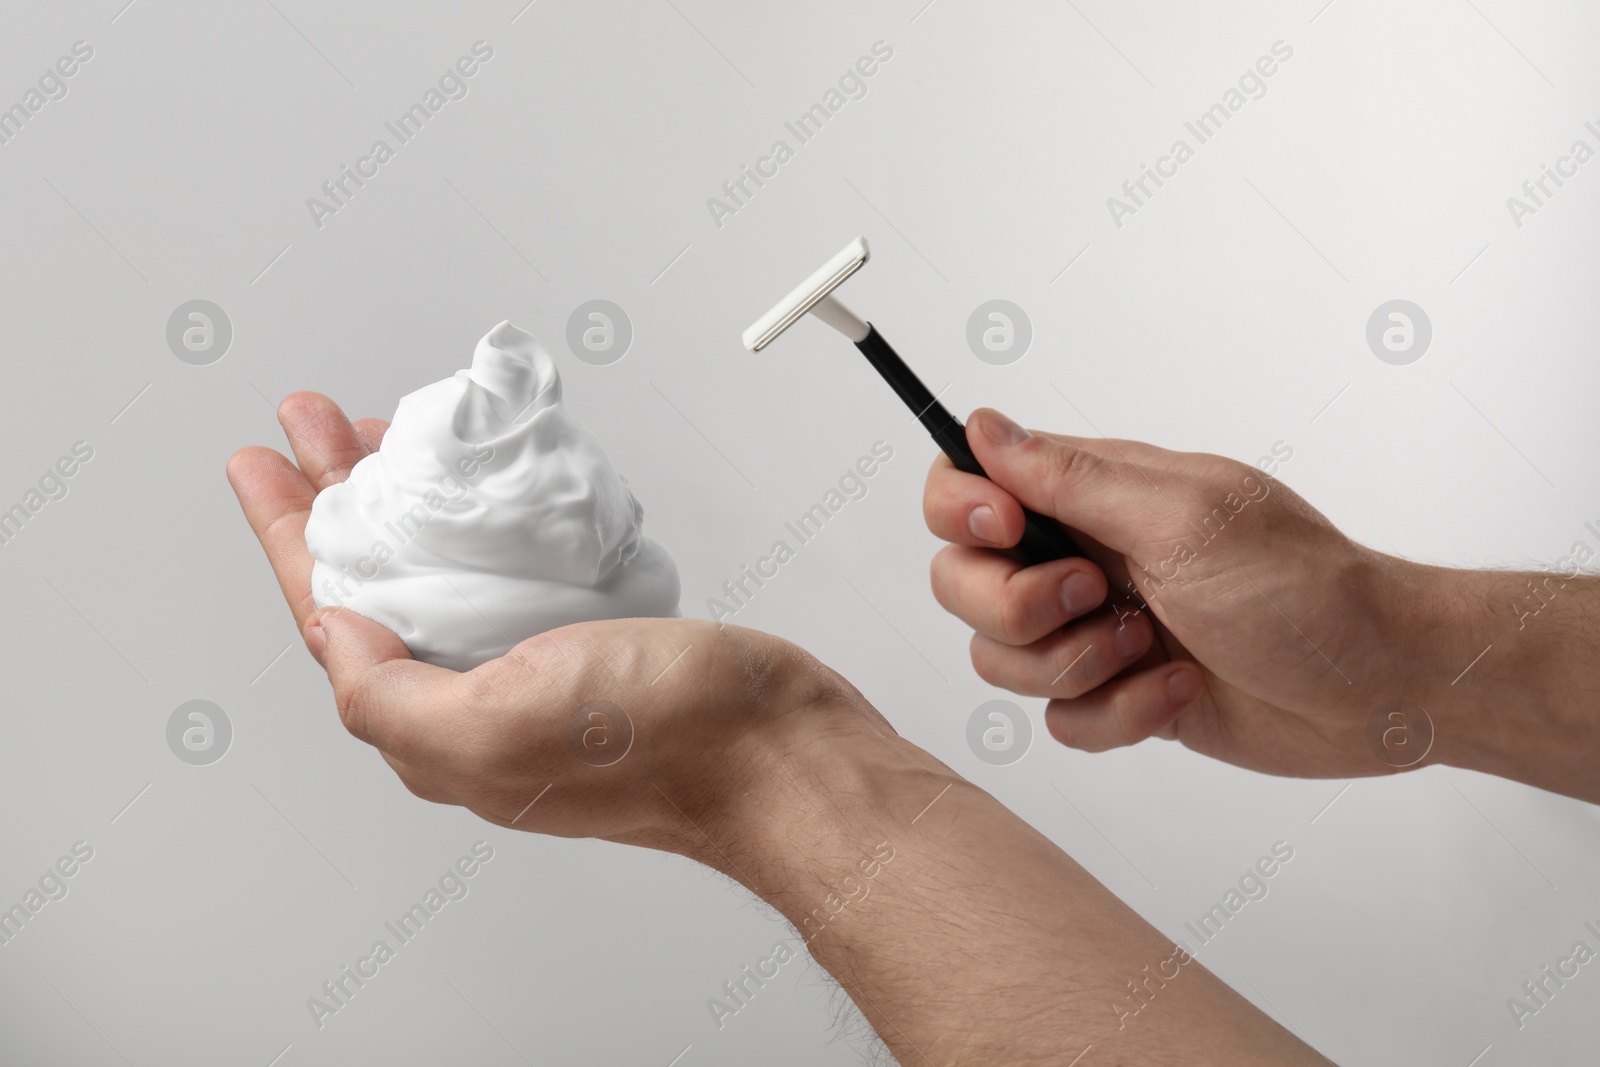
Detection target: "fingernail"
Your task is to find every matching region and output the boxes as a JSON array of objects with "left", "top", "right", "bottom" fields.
[
  {"left": 1114, "top": 617, "right": 1146, "bottom": 661},
  {"left": 977, "top": 409, "right": 1030, "bottom": 446},
  {"left": 1167, "top": 669, "right": 1202, "bottom": 707},
  {"left": 968, "top": 505, "right": 1002, "bottom": 544},
  {"left": 1060, "top": 572, "right": 1099, "bottom": 616},
  {"left": 305, "top": 619, "right": 327, "bottom": 667}
]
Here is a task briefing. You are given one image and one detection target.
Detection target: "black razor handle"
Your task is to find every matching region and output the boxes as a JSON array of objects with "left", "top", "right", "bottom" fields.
[{"left": 854, "top": 325, "right": 1084, "bottom": 563}]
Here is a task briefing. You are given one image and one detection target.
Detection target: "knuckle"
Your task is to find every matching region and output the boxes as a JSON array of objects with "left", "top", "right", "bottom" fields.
[
  {"left": 968, "top": 635, "right": 1004, "bottom": 688},
  {"left": 1038, "top": 443, "right": 1102, "bottom": 520},
  {"left": 335, "top": 677, "right": 373, "bottom": 742},
  {"left": 1046, "top": 701, "right": 1090, "bottom": 750},
  {"left": 922, "top": 462, "right": 957, "bottom": 532},
  {"left": 454, "top": 663, "right": 502, "bottom": 712},
  {"left": 921, "top": 486, "right": 942, "bottom": 534},
  {"left": 456, "top": 646, "right": 539, "bottom": 712},
  {"left": 1101, "top": 688, "right": 1146, "bottom": 748},
  {"left": 1068, "top": 720, "right": 1114, "bottom": 753},
  {"left": 336, "top": 661, "right": 404, "bottom": 746},
  {"left": 1050, "top": 643, "right": 1096, "bottom": 700},
  {"left": 928, "top": 549, "right": 958, "bottom": 610},
  {"left": 995, "top": 583, "right": 1034, "bottom": 645},
  {"left": 1039, "top": 438, "right": 1095, "bottom": 486}
]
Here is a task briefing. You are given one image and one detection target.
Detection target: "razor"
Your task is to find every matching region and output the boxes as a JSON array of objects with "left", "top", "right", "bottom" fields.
[{"left": 743, "top": 236, "right": 1084, "bottom": 563}]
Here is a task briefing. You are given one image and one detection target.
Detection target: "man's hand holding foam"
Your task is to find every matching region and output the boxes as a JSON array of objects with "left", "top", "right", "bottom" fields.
[{"left": 302, "top": 321, "right": 679, "bottom": 671}]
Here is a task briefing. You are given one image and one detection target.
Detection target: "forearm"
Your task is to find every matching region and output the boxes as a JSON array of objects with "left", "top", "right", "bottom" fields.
[
  {"left": 1389, "top": 559, "right": 1600, "bottom": 801},
  {"left": 693, "top": 703, "right": 1328, "bottom": 1065}
]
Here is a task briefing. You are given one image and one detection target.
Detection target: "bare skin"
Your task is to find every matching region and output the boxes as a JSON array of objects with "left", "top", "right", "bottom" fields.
[
  {"left": 923, "top": 407, "right": 1600, "bottom": 803},
  {"left": 229, "top": 393, "right": 1329, "bottom": 1066}
]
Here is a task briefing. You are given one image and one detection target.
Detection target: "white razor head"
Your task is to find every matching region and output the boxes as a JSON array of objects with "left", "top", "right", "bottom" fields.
[{"left": 742, "top": 236, "right": 871, "bottom": 351}]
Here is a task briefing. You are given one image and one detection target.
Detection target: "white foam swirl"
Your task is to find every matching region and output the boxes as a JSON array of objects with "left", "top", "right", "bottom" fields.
[{"left": 305, "top": 321, "right": 680, "bottom": 671}]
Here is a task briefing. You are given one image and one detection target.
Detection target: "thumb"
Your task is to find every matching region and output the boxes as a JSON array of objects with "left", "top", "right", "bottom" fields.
[
  {"left": 314, "top": 605, "right": 413, "bottom": 678},
  {"left": 310, "top": 607, "right": 447, "bottom": 756},
  {"left": 966, "top": 408, "right": 1166, "bottom": 553}
]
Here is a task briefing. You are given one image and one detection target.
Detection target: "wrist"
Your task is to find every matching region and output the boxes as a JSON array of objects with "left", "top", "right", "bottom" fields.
[
  {"left": 1363, "top": 557, "right": 1474, "bottom": 768},
  {"left": 1386, "top": 559, "right": 1596, "bottom": 792},
  {"left": 687, "top": 668, "right": 961, "bottom": 908}
]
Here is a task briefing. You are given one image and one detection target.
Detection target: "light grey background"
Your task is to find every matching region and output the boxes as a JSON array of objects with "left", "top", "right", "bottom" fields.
[{"left": 2, "top": 0, "right": 1597, "bottom": 1064}]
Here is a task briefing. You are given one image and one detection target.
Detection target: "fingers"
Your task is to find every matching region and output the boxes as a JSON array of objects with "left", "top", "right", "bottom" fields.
[
  {"left": 229, "top": 398, "right": 388, "bottom": 632},
  {"left": 314, "top": 607, "right": 457, "bottom": 763},
  {"left": 931, "top": 545, "right": 1107, "bottom": 645},
  {"left": 922, "top": 431, "right": 1176, "bottom": 552},
  {"left": 1044, "top": 662, "right": 1206, "bottom": 752},
  {"left": 278, "top": 392, "right": 370, "bottom": 491},
  {"left": 227, "top": 445, "right": 319, "bottom": 629},
  {"left": 969, "top": 609, "right": 1155, "bottom": 698},
  {"left": 924, "top": 455, "right": 1029, "bottom": 548},
  {"left": 353, "top": 418, "right": 390, "bottom": 454},
  {"left": 236, "top": 396, "right": 442, "bottom": 772},
  {"left": 964, "top": 409, "right": 1177, "bottom": 552}
]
